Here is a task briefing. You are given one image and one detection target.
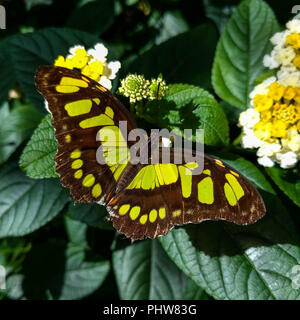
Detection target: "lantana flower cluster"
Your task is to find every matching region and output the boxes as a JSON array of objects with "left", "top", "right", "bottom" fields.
[
  {"left": 118, "top": 74, "right": 168, "bottom": 103},
  {"left": 238, "top": 19, "right": 300, "bottom": 169},
  {"left": 54, "top": 43, "right": 121, "bottom": 90}
]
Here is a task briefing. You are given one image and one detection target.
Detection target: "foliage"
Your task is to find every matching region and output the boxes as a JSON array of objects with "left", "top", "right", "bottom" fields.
[{"left": 0, "top": 0, "right": 300, "bottom": 301}]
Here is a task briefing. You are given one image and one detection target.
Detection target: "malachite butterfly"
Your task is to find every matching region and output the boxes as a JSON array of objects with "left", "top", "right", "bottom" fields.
[{"left": 35, "top": 66, "right": 266, "bottom": 241}]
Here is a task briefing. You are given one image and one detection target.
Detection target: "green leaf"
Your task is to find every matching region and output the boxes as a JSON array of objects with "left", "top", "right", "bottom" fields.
[
  {"left": 219, "top": 100, "right": 241, "bottom": 125},
  {"left": 154, "top": 11, "right": 189, "bottom": 45},
  {"left": 183, "top": 280, "right": 210, "bottom": 300},
  {"left": 66, "top": 202, "right": 112, "bottom": 230},
  {"left": 123, "top": 23, "right": 218, "bottom": 90},
  {"left": 203, "top": 0, "right": 236, "bottom": 33},
  {"left": 22, "top": 243, "right": 110, "bottom": 299},
  {"left": 112, "top": 240, "right": 189, "bottom": 300},
  {"left": 0, "top": 162, "right": 69, "bottom": 238},
  {"left": 0, "top": 102, "right": 42, "bottom": 165},
  {"left": 8, "top": 28, "right": 101, "bottom": 112},
  {"left": 0, "top": 238, "right": 31, "bottom": 274},
  {"left": 67, "top": 0, "right": 115, "bottom": 35},
  {"left": 25, "top": 0, "right": 53, "bottom": 10},
  {"left": 254, "top": 70, "right": 277, "bottom": 85},
  {"left": 159, "top": 194, "right": 300, "bottom": 300},
  {"left": 20, "top": 114, "right": 58, "bottom": 179},
  {"left": 143, "top": 84, "right": 229, "bottom": 146},
  {"left": 266, "top": 167, "right": 300, "bottom": 208},
  {"left": 64, "top": 215, "right": 89, "bottom": 247},
  {"left": 212, "top": 0, "right": 280, "bottom": 109}
]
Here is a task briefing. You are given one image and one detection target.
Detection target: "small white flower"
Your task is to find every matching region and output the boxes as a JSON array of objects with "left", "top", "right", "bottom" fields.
[
  {"left": 241, "top": 128, "right": 263, "bottom": 149},
  {"left": 257, "top": 156, "right": 275, "bottom": 167},
  {"left": 108, "top": 61, "right": 121, "bottom": 79},
  {"left": 263, "top": 53, "right": 279, "bottom": 69},
  {"left": 277, "top": 65, "right": 300, "bottom": 86},
  {"left": 276, "top": 151, "right": 298, "bottom": 169},
  {"left": 257, "top": 141, "right": 281, "bottom": 157},
  {"left": 282, "top": 129, "right": 300, "bottom": 152},
  {"left": 238, "top": 108, "right": 260, "bottom": 129},
  {"left": 99, "top": 76, "right": 112, "bottom": 90},
  {"left": 270, "top": 31, "right": 288, "bottom": 47},
  {"left": 69, "top": 45, "right": 85, "bottom": 56},
  {"left": 161, "top": 137, "right": 172, "bottom": 147},
  {"left": 274, "top": 46, "right": 296, "bottom": 66},
  {"left": 87, "top": 43, "right": 108, "bottom": 62},
  {"left": 103, "top": 61, "right": 121, "bottom": 80},
  {"left": 287, "top": 19, "right": 300, "bottom": 33}
]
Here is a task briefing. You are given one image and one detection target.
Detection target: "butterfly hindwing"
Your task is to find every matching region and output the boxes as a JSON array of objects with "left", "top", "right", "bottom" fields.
[
  {"left": 108, "top": 151, "right": 266, "bottom": 241},
  {"left": 35, "top": 65, "right": 137, "bottom": 203}
]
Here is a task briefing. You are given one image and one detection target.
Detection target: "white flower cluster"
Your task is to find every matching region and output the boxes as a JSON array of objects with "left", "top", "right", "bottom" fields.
[
  {"left": 237, "top": 19, "right": 300, "bottom": 169},
  {"left": 239, "top": 76, "right": 300, "bottom": 169},
  {"left": 263, "top": 19, "right": 300, "bottom": 86},
  {"left": 68, "top": 44, "right": 121, "bottom": 90}
]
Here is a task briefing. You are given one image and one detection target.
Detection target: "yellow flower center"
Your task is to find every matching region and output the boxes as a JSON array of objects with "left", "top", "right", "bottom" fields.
[
  {"left": 271, "top": 120, "right": 287, "bottom": 138},
  {"left": 286, "top": 33, "right": 300, "bottom": 49},
  {"left": 253, "top": 82, "right": 300, "bottom": 140}
]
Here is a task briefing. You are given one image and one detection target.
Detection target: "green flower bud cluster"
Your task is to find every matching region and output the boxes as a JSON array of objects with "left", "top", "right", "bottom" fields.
[
  {"left": 118, "top": 73, "right": 168, "bottom": 103},
  {"left": 148, "top": 75, "right": 168, "bottom": 100}
]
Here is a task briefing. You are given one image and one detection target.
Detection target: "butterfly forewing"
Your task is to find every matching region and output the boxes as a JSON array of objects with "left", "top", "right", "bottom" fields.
[{"left": 35, "top": 66, "right": 137, "bottom": 203}]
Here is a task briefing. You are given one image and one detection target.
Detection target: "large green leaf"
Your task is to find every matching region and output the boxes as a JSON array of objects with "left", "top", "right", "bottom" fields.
[
  {"left": 266, "top": 167, "right": 300, "bottom": 208},
  {"left": 212, "top": 0, "right": 280, "bottom": 109},
  {"left": 123, "top": 23, "right": 218, "bottom": 89},
  {"left": 112, "top": 240, "right": 190, "bottom": 300},
  {"left": 0, "top": 102, "right": 42, "bottom": 165},
  {"left": 0, "top": 162, "right": 69, "bottom": 238},
  {"left": 143, "top": 84, "right": 229, "bottom": 146},
  {"left": 183, "top": 279, "right": 210, "bottom": 300},
  {"left": 8, "top": 28, "right": 101, "bottom": 112},
  {"left": 21, "top": 243, "right": 110, "bottom": 299},
  {"left": 159, "top": 193, "right": 300, "bottom": 300},
  {"left": 67, "top": 0, "right": 115, "bottom": 35},
  {"left": 66, "top": 202, "right": 112, "bottom": 230},
  {"left": 20, "top": 114, "right": 57, "bottom": 179}
]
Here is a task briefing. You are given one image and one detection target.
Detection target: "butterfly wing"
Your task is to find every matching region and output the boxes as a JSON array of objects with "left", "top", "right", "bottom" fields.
[
  {"left": 35, "top": 65, "right": 138, "bottom": 203},
  {"left": 108, "top": 149, "right": 266, "bottom": 241}
]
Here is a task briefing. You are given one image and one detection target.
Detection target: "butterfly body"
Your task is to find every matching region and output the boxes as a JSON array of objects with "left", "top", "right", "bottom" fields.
[{"left": 35, "top": 66, "right": 266, "bottom": 241}]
